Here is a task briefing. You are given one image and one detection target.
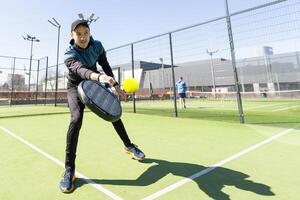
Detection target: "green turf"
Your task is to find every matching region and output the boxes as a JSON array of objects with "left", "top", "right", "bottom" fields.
[
  {"left": 0, "top": 100, "right": 299, "bottom": 199},
  {"left": 122, "top": 99, "right": 300, "bottom": 127},
  {"left": 0, "top": 105, "right": 70, "bottom": 118}
]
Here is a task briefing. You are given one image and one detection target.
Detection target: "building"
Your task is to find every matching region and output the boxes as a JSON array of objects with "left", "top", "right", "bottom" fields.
[
  {"left": 110, "top": 51, "right": 300, "bottom": 94},
  {"left": 6, "top": 74, "right": 26, "bottom": 91}
]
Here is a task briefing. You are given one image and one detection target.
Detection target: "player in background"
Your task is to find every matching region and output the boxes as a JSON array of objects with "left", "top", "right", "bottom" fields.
[{"left": 176, "top": 77, "right": 187, "bottom": 109}]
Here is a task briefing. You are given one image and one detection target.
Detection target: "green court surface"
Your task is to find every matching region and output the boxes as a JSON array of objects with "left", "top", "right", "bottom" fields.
[{"left": 0, "top": 100, "right": 299, "bottom": 200}]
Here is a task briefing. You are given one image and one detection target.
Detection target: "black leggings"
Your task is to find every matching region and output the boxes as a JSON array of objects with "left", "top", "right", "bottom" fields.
[{"left": 65, "top": 85, "right": 131, "bottom": 170}]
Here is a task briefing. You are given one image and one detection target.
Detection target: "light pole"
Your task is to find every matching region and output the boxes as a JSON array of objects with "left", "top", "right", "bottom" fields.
[
  {"left": 23, "top": 35, "right": 40, "bottom": 91},
  {"left": 78, "top": 13, "right": 99, "bottom": 23},
  {"left": 48, "top": 17, "right": 61, "bottom": 106},
  {"left": 206, "top": 49, "right": 218, "bottom": 95},
  {"left": 159, "top": 57, "right": 165, "bottom": 90}
]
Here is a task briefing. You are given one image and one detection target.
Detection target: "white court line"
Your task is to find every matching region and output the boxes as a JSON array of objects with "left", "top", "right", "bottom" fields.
[
  {"left": 0, "top": 126, "right": 123, "bottom": 200},
  {"left": 142, "top": 128, "right": 295, "bottom": 200},
  {"left": 246, "top": 102, "right": 290, "bottom": 111},
  {"left": 272, "top": 105, "right": 300, "bottom": 112}
]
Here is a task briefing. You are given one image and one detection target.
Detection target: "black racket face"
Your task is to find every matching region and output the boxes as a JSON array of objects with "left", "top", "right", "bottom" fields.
[{"left": 79, "top": 80, "right": 121, "bottom": 121}]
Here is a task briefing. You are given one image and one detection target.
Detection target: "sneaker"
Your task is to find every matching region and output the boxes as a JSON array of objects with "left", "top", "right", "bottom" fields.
[
  {"left": 59, "top": 167, "right": 76, "bottom": 193},
  {"left": 125, "top": 144, "right": 145, "bottom": 160}
]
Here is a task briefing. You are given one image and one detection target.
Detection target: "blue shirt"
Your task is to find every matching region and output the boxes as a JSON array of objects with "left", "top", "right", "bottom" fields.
[{"left": 176, "top": 80, "right": 187, "bottom": 94}]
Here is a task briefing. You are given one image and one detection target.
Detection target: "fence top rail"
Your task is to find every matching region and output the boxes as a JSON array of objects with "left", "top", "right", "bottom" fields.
[
  {"left": 230, "top": 0, "right": 288, "bottom": 17},
  {"left": 106, "top": 15, "right": 226, "bottom": 52},
  {"left": 107, "top": 0, "right": 287, "bottom": 52},
  {"left": 0, "top": 55, "right": 39, "bottom": 61},
  {"left": 48, "top": 62, "right": 64, "bottom": 68},
  {"left": 38, "top": 56, "right": 48, "bottom": 60}
]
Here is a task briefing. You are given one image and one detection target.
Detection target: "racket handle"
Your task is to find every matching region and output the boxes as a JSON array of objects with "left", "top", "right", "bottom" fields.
[{"left": 97, "top": 74, "right": 101, "bottom": 82}]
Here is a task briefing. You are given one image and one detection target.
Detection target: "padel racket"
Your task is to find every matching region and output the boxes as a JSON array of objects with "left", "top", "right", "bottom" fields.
[{"left": 77, "top": 80, "right": 122, "bottom": 122}]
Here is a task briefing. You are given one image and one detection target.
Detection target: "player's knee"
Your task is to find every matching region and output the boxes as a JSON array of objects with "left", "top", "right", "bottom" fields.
[{"left": 70, "top": 113, "right": 83, "bottom": 124}]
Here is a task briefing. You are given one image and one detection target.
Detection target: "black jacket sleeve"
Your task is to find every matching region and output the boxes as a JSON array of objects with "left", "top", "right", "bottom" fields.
[
  {"left": 65, "top": 58, "right": 95, "bottom": 80},
  {"left": 97, "top": 51, "right": 114, "bottom": 78}
]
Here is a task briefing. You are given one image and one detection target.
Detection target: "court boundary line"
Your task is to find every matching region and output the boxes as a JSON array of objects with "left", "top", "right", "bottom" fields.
[
  {"left": 142, "top": 128, "right": 295, "bottom": 200},
  {"left": 272, "top": 105, "right": 300, "bottom": 112},
  {"left": 0, "top": 126, "right": 123, "bottom": 200},
  {"left": 246, "top": 102, "right": 290, "bottom": 110}
]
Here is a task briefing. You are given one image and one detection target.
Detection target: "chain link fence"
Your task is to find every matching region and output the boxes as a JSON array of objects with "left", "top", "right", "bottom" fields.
[{"left": 0, "top": 0, "right": 299, "bottom": 116}]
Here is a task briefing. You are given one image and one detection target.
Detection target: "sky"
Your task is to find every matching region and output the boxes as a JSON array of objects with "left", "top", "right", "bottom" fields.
[{"left": 0, "top": 0, "right": 276, "bottom": 67}]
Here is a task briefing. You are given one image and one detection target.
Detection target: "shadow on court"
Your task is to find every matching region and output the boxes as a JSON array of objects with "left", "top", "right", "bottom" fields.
[{"left": 75, "top": 158, "right": 274, "bottom": 199}]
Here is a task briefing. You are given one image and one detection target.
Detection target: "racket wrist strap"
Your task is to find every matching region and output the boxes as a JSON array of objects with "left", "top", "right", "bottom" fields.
[{"left": 97, "top": 74, "right": 102, "bottom": 82}]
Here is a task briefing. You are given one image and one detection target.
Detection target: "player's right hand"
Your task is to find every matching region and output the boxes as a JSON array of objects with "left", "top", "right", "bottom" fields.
[{"left": 114, "top": 85, "right": 126, "bottom": 98}]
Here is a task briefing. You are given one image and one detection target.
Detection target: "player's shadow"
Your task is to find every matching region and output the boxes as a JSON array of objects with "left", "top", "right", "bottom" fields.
[{"left": 75, "top": 158, "right": 274, "bottom": 199}]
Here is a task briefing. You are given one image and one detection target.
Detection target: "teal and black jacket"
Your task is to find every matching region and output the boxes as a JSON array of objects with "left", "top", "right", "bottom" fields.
[{"left": 64, "top": 36, "right": 114, "bottom": 85}]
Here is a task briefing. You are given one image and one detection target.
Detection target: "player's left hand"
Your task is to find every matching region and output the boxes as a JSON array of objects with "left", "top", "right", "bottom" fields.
[{"left": 99, "top": 75, "right": 115, "bottom": 87}]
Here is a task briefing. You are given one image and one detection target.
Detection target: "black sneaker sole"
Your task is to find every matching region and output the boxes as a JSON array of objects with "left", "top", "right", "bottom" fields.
[{"left": 125, "top": 150, "right": 145, "bottom": 160}]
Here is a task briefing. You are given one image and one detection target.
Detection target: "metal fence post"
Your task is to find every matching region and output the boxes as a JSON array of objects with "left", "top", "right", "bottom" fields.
[
  {"left": 224, "top": 0, "right": 245, "bottom": 123},
  {"left": 45, "top": 57, "right": 49, "bottom": 105},
  {"left": 35, "top": 59, "right": 40, "bottom": 105},
  {"left": 117, "top": 67, "right": 121, "bottom": 84},
  {"left": 131, "top": 43, "right": 136, "bottom": 113},
  {"left": 10, "top": 57, "right": 16, "bottom": 106},
  {"left": 169, "top": 33, "right": 178, "bottom": 117}
]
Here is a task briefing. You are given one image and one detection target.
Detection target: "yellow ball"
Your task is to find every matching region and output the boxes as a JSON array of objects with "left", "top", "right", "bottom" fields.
[{"left": 122, "top": 78, "right": 139, "bottom": 93}]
